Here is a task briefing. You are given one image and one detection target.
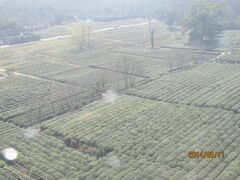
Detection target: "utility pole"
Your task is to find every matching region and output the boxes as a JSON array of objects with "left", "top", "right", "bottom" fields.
[{"left": 149, "top": 20, "right": 155, "bottom": 48}]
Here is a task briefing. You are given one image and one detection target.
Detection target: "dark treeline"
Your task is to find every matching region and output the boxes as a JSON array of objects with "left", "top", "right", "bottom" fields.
[
  {"left": 0, "top": 0, "right": 240, "bottom": 46},
  {"left": 0, "top": 0, "right": 239, "bottom": 26},
  {"left": 0, "top": 0, "right": 193, "bottom": 22}
]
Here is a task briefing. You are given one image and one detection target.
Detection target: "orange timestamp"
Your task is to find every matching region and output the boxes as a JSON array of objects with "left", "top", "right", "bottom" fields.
[{"left": 188, "top": 152, "right": 224, "bottom": 158}]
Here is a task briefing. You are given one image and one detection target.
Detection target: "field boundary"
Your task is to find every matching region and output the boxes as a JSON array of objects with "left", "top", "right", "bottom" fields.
[
  {"left": 110, "top": 50, "right": 164, "bottom": 60},
  {"left": 89, "top": 65, "right": 149, "bottom": 78},
  {"left": 123, "top": 91, "right": 240, "bottom": 114}
]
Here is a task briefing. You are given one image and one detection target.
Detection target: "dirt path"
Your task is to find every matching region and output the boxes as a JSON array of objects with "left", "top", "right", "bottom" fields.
[
  {"left": 0, "top": 22, "right": 148, "bottom": 49},
  {"left": 13, "top": 72, "right": 43, "bottom": 80},
  {"left": 0, "top": 67, "right": 61, "bottom": 83}
]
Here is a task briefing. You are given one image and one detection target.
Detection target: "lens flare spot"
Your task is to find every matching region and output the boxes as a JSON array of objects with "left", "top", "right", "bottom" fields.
[
  {"left": 24, "top": 127, "right": 39, "bottom": 139},
  {"left": 106, "top": 154, "right": 120, "bottom": 168},
  {"left": 102, "top": 90, "right": 119, "bottom": 103},
  {"left": 1, "top": 148, "right": 18, "bottom": 161}
]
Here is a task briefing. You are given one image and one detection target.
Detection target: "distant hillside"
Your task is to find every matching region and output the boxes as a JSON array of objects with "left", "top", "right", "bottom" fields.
[
  {"left": 0, "top": 0, "right": 239, "bottom": 29},
  {"left": 0, "top": 0, "right": 195, "bottom": 26}
]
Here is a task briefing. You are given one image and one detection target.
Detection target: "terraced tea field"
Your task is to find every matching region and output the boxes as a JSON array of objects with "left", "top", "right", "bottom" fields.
[
  {"left": 0, "top": 19, "right": 240, "bottom": 180},
  {"left": 41, "top": 95, "right": 240, "bottom": 180},
  {"left": 125, "top": 63, "right": 240, "bottom": 113},
  {"left": 0, "top": 121, "right": 108, "bottom": 180},
  {"left": 0, "top": 76, "right": 63, "bottom": 113}
]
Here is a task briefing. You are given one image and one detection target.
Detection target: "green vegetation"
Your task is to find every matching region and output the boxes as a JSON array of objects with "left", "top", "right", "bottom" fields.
[
  {"left": 70, "top": 24, "right": 93, "bottom": 49},
  {"left": 0, "top": 121, "right": 107, "bottom": 180},
  {"left": 0, "top": 17, "right": 23, "bottom": 39},
  {"left": 125, "top": 63, "right": 240, "bottom": 113},
  {"left": 183, "top": 1, "right": 225, "bottom": 46},
  {"left": 41, "top": 95, "right": 240, "bottom": 179},
  {"left": 0, "top": 16, "right": 240, "bottom": 180},
  {"left": 0, "top": 17, "right": 40, "bottom": 45}
]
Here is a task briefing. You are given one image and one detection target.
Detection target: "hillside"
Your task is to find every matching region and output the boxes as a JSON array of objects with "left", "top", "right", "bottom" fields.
[{"left": 0, "top": 19, "right": 240, "bottom": 180}]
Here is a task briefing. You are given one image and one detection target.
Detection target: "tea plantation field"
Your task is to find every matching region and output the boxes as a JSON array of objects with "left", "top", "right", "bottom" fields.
[
  {"left": 0, "top": 19, "right": 239, "bottom": 180},
  {"left": 125, "top": 63, "right": 240, "bottom": 113}
]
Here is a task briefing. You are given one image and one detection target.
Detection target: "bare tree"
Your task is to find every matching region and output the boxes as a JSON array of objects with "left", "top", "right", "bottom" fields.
[
  {"left": 123, "top": 58, "right": 129, "bottom": 88},
  {"left": 70, "top": 23, "right": 93, "bottom": 50},
  {"left": 33, "top": 100, "right": 43, "bottom": 127},
  {"left": 114, "top": 57, "right": 145, "bottom": 88},
  {"left": 113, "top": 62, "right": 121, "bottom": 91},
  {"left": 92, "top": 70, "right": 108, "bottom": 94}
]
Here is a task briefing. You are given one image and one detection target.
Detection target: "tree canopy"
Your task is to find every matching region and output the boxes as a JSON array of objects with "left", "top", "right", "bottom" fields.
[
  {"left": 183, "top": 0, "right": 225, "bottom": 45},
  {"left": 70, "top": 23, "right": 93, "bottom": 50},
  {"left": 0, "top": 17, "right": 24, "bottom": 40}
]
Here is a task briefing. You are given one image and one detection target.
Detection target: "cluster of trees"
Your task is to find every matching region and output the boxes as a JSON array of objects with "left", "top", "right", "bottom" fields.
[
  {"left": 182, "top": 1, "right": 225, "bottom": 47},
  {"left": 181, "top": 0, "right": 240, "bottom": 47},
  {"left": 0, "top": 18, "right": 23, "bottom": 37},
  {"left": 0, "top": 17, "right": 40, "bottom": 45},
  {"left": 112, "top": 58, "right": 145, "bottom": 88},
  {"left": 70, "top": 24, "right": 94, "bottom": 50},
  {"left": 153, "top": 0, "right": 240, "bottom": 47}
]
